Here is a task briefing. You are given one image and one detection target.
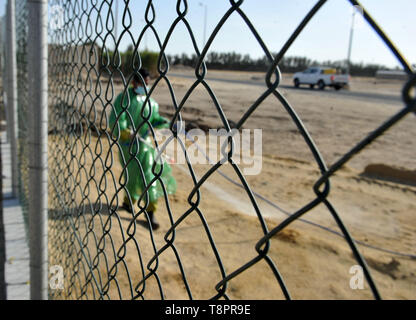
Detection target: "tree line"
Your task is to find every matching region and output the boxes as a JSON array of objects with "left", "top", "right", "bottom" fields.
[
  {"left": 101, "top": 44, "right": 405, "bottom": 77},
  {"left": 165, "top": 51, "right": 400, "bottom": 77}
]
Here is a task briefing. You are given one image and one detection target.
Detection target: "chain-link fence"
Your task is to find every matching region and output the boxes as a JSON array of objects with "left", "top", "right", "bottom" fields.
[
  {"left": 15, "top": 0, "right": 29, "bottom": 227},
  {"left": 6, "top": 0, "right": 416, "bottom": 300}
]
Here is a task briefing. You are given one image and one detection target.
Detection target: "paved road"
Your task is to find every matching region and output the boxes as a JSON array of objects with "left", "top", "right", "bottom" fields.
[
  {"left": 0, "top": 136, "right": 5, "bottom": 300},
  {"left": 1, "top": 132, "right": 30, "bottom": 300},
  {"left": 169, "top": 72, "right": 403, "bottom": 105}
]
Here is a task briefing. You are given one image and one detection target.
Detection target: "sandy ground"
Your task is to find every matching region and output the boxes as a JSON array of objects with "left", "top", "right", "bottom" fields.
[{"left": 48, "top": 68, "right": 416, "bottom": 300}]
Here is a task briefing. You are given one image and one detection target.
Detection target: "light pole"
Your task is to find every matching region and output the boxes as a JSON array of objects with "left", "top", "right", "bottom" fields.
[
  {"left": 346, "top": 7, "right": 356, "bottom": 75},
  {"left": 141, "top": 19, "right": 148, "bottom": 50},
  {"left": 199, "top": 2, "right": 207, "bottom": 48},
  {"left": 115, "top": 0, "right": 119, "bottom": 43},
  {"left": 346, "top": 5, "right": 363, "bottom": 74}
]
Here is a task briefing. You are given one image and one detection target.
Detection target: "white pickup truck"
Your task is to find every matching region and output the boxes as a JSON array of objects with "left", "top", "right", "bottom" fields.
[{"left": 293, "top": 67, "right": 350, "bottom": 90}]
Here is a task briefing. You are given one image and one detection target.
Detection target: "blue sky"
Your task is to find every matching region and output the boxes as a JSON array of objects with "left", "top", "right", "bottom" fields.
[
  {"left": 1, "top": 0, "right": 415, "bottom": 68},
  {"left": 131, "top": 0, "right": 415, "bottom": 68}
]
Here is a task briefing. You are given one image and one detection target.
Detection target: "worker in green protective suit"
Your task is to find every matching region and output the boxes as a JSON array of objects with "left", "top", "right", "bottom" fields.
[{"left": 109, "top": 68, "right": 176, "bottom": 230}]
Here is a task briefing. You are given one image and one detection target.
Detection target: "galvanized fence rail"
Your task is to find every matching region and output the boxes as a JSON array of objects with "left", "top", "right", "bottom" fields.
[{"left": 4, "top": 0, "right": 415, "bottom": 299}]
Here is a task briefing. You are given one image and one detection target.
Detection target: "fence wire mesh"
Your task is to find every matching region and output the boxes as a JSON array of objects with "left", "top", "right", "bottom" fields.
[
  {"left": 11, "top": 0, "right": 416, "bottom": 300},
  {"left": 16, "top": 0, "right": 29, "bottom": 227}
]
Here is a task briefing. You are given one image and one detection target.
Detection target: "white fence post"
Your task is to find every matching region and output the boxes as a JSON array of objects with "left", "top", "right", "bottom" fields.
[
  {"left": 27, "top": 0, "right": 48, "bottom": 300},
  {"left": 6, "top": 0, "right": 18, "bottom": 198}
]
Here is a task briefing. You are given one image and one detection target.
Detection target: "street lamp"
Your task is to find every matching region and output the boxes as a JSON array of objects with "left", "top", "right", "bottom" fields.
[
  {"left": 346, "top": 5, "right": 363, "bottom": 74},
  {"left": 141, "top": 19, "right": 149, "bottom": 50},
  {"left": 199, "top": 2, "right": 207, "bottom": 48},
  {"left": 115, "top": 0, "right": 119, "bottom": 42}
]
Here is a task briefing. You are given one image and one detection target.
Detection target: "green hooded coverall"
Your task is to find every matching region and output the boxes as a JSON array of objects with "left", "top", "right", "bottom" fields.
[{"left": 109, "top": 87, "right": 177, "bottom": 210}]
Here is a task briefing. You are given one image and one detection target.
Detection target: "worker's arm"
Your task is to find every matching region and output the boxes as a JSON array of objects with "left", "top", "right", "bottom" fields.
[
  {"left": 109, "top": 92, "right": 131, "bottom": 141},
  {"left": 150, "top": 100, "right": 170, "bottom": 129}
]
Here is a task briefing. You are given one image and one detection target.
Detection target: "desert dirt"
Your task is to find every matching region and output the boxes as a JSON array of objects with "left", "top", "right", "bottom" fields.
[{"left": 48, "top": 67, "right": 416, "bottom": 300}]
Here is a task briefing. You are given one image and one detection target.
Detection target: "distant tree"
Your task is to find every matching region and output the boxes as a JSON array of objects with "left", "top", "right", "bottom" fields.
[
  {"left": 150, "top": 51, "right": 393, "bottom": 77},
  {"left": 173, "top": 54, "right": 181, "bottom": 65},
  {"left": 140, "top": 50, "right": 159, "bottom": 76}
]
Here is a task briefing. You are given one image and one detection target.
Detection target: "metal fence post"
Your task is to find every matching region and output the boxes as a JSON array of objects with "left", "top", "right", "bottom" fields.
[
  {"left": 27, "top": 0, "right": 48, "bottom": 300},
  {"left": 6, "top": 0, "right": 18, "bottom": 198},
  {"left": 1, "top": 14, "right": 9, "bottom": 143},
  {"left": 2, "top": 20, "right": 8, "bottom": 145}
]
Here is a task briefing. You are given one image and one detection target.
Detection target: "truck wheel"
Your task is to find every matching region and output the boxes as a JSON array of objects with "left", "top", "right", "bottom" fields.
[
  {"left": 310, "top": 84, "right": 315, "bottom": 89},
  {"left": 294, "top": 78, "right": 300, "bottom": 88},
  {"left": 318, "top": 80, "right": 325, "bottom": 90},
  {"left": 334, "top": 85, "right": 342, "bottom": 91}
]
